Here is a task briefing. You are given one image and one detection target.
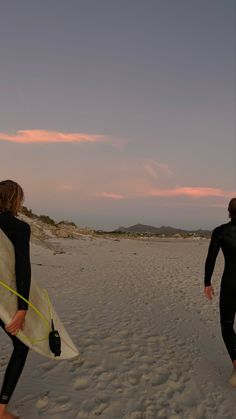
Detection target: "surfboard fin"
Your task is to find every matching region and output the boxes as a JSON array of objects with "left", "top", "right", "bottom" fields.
[{"left": 49, "top": 319, "right": 61, "bottom": 357}]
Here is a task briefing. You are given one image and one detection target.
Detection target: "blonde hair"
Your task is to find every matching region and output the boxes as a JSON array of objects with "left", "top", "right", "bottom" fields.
[
  {"left": 0, "top": 180, "right": 24, "bottom": 216},
  {"left": 228, "top": 198, "right": 236, "bottom": 219}
]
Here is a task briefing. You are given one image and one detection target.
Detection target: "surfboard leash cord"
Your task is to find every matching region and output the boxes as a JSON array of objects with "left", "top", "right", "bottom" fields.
[{"left": 0, "top": 279, "right": 78, "bottom": 355}]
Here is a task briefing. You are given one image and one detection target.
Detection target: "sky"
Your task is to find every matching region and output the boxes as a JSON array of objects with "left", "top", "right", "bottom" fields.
[{"left": 0, "top": 0, "right": 235, "bottom": 230}]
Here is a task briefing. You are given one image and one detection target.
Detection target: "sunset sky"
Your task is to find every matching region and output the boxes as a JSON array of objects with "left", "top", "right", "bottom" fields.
[{"left": 0, "top": 0, "right": 235, "bottom": 230}]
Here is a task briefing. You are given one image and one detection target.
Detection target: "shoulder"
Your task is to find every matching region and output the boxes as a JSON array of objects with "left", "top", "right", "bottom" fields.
[
  {"left": 0, "top": 212, "right": 31, "bottom": 232},
  {"left": 13, "top": 217, "right": 31, "bottom": 235},
  {"left": 212, "top": 222, "right": 230, "bottom": 237}
]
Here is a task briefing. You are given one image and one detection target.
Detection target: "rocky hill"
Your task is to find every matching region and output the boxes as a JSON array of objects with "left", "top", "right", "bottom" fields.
[
  {"left": 19, "top": 206, "right": 94, "bottom": 245},
  {"left": 115, "top": 223, "right": 211, "bottom": 237},
  {"left": 18, "top": 207, "right": 212, "bottom": 243}
]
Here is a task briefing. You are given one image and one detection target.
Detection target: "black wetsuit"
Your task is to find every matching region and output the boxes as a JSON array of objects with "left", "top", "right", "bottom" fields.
[
  {"left": 0, "top": 210, "right": 31, "bottom": 404},
  {"left": 205, "top": 217, "right": 236, "bottom": 361}
]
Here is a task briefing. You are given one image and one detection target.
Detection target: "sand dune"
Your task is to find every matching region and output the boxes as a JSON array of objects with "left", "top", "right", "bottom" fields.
[{"left": 1, "top": 236, "right": 235, "bottom": 418}]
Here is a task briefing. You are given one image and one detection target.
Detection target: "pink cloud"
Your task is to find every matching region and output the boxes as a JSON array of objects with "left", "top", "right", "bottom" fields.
[
  {"left": 0, "top": 129, "right": 122, "bottom": 148},
  {"left": 92, "top": 186, "right": 235, "bottom": 201},
  {"left": 148, "top": 187, "right": 235, "bottom": 199},
  {"left": 95, "top": 192, "right": 125, "bottom": 200},
  {"left": 142, "top": 160, "right": 173, "bottom": 178}
]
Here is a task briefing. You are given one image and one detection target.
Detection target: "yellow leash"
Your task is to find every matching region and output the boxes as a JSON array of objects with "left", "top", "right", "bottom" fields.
[
  {"left": 0, "top": 279, "right": 51, "bottom": 344},
  {"left": 0, "top": 279, "right": 79, "bottom": 356}
]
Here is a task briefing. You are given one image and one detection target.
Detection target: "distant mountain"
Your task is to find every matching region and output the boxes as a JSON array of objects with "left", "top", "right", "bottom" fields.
[{"left": 115, "top": 223, "right": 211, "bottom": 236}]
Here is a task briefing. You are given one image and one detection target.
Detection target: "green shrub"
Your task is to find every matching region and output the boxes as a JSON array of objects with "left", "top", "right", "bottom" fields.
[{"left": 39, "top": 215, "right": 56, "bottom": 225}]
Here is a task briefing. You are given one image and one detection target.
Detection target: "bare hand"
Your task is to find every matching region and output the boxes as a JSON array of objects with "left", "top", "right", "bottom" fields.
[
  {"left": 204, "top": 285, "right": 215, "bottom": 300},
  {"left": 5, "top": 310, "right": 27, "bottom": 335}
]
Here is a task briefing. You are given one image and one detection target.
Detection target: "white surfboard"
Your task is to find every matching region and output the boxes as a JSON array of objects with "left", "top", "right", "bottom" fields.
[{"left": 0, "top": 228, "right": 79, "bottom": 360}]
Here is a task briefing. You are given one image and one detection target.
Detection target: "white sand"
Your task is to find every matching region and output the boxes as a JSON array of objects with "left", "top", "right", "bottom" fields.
[{"left": 1, "top": 236, "right": 236, "bottom": 418}]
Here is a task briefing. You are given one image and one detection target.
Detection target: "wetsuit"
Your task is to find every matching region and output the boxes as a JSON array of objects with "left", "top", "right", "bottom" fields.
[
  {"left": 204, "top": 217, "right": 236, "bottom": 361},
  {"left": 0, "top": 210, "right": 31, "bottom": 404}
]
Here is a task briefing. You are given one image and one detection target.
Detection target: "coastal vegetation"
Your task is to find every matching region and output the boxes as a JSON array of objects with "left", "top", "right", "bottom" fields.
[{"left": 20, "top": 207, "right": 211, "bottom": 239}]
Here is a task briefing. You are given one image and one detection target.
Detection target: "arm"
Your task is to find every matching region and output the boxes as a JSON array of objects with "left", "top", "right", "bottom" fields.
[
  {"left": 204, "top": 228, "right": 221, "bottom": 287},
  {"left": 5, "top": 222, "right": 31, "bottom": 334},
  {"left": 14, "top": 223, "right": 31, "bottom": 310}
]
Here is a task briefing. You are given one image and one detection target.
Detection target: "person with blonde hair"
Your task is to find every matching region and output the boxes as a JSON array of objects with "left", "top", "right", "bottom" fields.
[
  {"left": 0, "top": 180, "right": 31, "bottom": 419},
  {"left": 204, "top": 198, "right": 236, "bottom": 386}
]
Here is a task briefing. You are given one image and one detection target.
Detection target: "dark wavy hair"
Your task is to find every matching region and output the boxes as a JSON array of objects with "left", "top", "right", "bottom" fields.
[
  {"left": 0, "top": 180, "right": 24, "bottom": 216},
  {"left": 228, "top": 198, "right": 236, "bottom": 219}
]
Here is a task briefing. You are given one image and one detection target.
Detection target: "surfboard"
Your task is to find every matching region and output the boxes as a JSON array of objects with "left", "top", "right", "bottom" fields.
[{"left": 0, "top": 228, "right": 79, "bottom": 360}]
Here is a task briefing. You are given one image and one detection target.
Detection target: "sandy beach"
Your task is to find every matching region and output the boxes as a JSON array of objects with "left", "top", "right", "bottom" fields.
[{"left": 1, "top": 235, "right": 236, "bottom": 419}]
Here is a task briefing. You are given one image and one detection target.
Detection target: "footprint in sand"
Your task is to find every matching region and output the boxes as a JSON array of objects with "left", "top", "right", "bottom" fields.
[
  {"left": 123, "top": 412, "right": 143, "bottom": 419},
  {"left": 36, "top": 395, "right": 50, "bottom": 411},
  {"left": 39, "top": 361, "right": 59, "bottom": 372},
  {"left": 127, "top": 371, "right": 141, "bottom": 385},
  {"left": 92, "top": 366, "right": 106, "bottom": 377},
  {"left": 74, "top": 376, "right": 91, "bottom": 390},
  {"left": 46, "top": 402, "right": 73, "bottom": 414},
  {"left": 99, "top": 371, "right": 116, "bottom": 382}
]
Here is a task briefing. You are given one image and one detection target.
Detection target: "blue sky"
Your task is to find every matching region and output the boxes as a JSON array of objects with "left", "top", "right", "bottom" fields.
[{"left": 0, "top": 0, "right": 235, "bottom": 229}]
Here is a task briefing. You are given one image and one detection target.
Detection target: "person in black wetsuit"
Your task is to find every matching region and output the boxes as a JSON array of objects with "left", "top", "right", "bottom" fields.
[
  {"left": 0, "top": 180, "right": 31, "bottom": 419},
  {"left": 204, "top": 197, "right": 236, "bottom": 386}
]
